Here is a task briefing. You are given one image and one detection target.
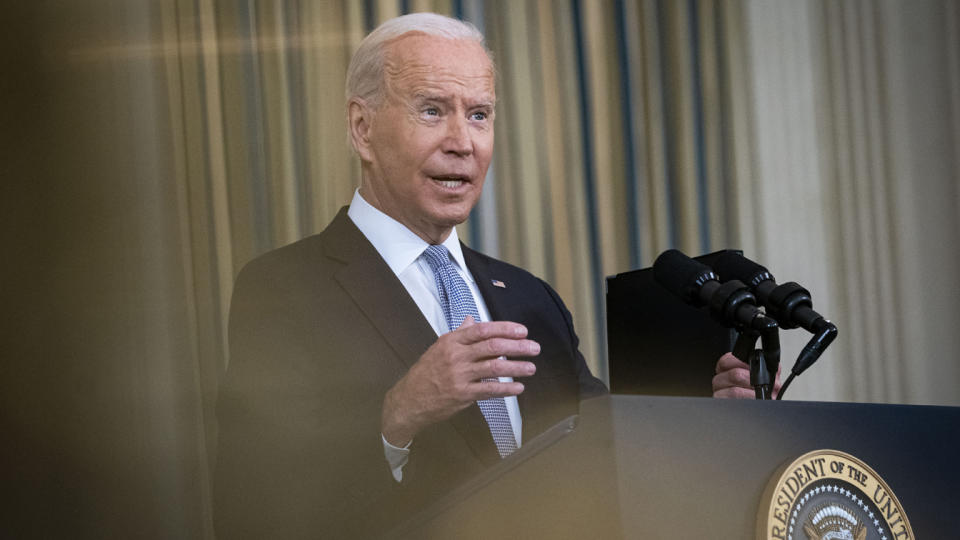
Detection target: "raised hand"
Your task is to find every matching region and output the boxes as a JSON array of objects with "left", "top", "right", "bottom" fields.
[{"left": 381, "top": 316, "right": 539, "bottom": 446}]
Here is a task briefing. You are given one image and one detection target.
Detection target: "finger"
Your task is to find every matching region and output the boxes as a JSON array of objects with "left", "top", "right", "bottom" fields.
[
  {"left": 712, "top": 367, "right": 752, "bottom": 393},
  {"left": 713, "top": 386, "right": 755, "bottom": 399},
  {"left": 472, "top": 356, "right": 537, "bottom": 379},
  {"left": 716, "top": 352, "right": 749, "bottom": 373},
  {"left": 472, "top": 379, "right": 525, "bottom": 400},
  {"left": 771, "top": 364, "right": 783, "bottom": 398},
  {"left": 455, "top": 320, "right": 528, "bottom": 344},
  {"left": 471, "top": 337, "right": 541, "bottom": 360}
]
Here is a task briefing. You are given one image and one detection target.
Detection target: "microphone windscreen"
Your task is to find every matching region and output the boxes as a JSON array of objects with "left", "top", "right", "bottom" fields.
[
  {"left": 713, "top": 250, "right": 772, "bottom": 287},
  {"left": 653, "top": 249, "right": 714, "bottom": 305}
]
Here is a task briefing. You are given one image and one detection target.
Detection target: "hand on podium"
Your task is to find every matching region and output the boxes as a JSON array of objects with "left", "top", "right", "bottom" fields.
[{"left": 712, "top": 352, "right": 782, "bottom": 399}]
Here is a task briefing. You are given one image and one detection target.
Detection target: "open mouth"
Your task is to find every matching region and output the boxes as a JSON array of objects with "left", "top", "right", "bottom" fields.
[{"left": 429, "top": 175, "right": 470, "bottom": 189}]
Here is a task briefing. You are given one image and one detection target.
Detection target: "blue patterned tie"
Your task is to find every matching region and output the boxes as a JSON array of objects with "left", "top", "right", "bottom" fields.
[{"left": 422, "top": 244, "right": 518, "bottom": 458}]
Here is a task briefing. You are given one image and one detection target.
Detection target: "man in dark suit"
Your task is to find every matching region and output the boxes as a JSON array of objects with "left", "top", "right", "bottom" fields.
[{"left": 214, "top": 12, "right": 762, "bottom": 538}]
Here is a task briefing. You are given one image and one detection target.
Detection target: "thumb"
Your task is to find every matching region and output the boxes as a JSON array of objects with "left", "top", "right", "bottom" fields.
[{"left": 459, "top": 315, "right": 477, "bottom": 329}]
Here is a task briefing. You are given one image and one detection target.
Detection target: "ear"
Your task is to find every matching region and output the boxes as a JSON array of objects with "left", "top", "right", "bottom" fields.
[{"left": 347, "top": 97, "right": 374, "bottom": 162}]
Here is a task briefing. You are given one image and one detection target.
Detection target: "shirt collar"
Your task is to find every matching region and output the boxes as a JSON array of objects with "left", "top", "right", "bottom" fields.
[{"left": 346, "top": 189, "right": 471, "bottom": 281}]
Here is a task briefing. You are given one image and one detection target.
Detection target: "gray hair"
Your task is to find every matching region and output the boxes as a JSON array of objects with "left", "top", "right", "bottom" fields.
[{"left": 345, "top": 12, "right": 492, "bottom": 107}]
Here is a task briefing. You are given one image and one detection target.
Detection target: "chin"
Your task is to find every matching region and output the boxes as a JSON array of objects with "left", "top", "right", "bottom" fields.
[
  {"left": 436, "top": 212, "right": 471, "bottom": 229},
  {"left": 426, "top": 206, "right": 473, "bottom": 231},
  {"left": 432, "top": 197, "right": 479, "bottom": 220}
]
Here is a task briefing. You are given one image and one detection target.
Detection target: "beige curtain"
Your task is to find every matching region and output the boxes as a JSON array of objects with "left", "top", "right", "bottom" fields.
[{"left": 740, "top": 0, "right": 960, "bottom": 405}]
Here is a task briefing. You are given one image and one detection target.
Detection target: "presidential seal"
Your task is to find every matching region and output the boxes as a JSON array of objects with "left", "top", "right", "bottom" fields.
[{"left": 757, "top": 449, "right": 913, "bottom": 540}]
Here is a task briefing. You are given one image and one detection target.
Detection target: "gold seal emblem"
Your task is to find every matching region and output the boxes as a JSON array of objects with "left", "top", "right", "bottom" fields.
[{"left": 757, "top": 449, "right": 913, "bottom": 540}]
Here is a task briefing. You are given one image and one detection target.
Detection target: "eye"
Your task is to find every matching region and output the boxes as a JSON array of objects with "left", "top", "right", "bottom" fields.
[
  {"left": 422, "top": 107, "right": 440, "bottom": 117},
  {"left": 470, "top": 111, "right": 488, "bottom": 121}
]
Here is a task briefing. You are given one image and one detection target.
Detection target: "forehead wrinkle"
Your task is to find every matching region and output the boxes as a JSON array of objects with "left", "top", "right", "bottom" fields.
[
  {"left": 381, "top": 39, "right": 496, "bottom": 106},
  {"left": 386, "top": 61, "right": 494, "bottom": 97}
]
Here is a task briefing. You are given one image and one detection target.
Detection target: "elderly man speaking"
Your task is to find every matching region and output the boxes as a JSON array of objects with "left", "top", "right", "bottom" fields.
[{"left": 214, "top": 12, "right": 763, "bottom": 538}]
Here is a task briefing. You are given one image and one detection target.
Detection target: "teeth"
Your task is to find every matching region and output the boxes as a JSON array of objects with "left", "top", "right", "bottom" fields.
[{"left": 435, "top": 179, "right": 464, "bottom": 188}]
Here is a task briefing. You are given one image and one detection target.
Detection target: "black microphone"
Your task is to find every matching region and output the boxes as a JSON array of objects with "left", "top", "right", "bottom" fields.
[
  {"left": 653, "top": 249, "right": 772, "bottom": 333},
  {"left": 713, "top": 250, "right": 838, "bottom": 384},
  {"left": 712, "top": 251, "right": 831, "bottom": 333},
  {"left": 654, "top": 249, "right": 782, "bottom": 399}
]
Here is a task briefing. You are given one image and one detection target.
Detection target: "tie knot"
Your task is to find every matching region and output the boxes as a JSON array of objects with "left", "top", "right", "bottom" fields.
[{"left": 422, "top": 244, "right": 452, "bottom": 272}]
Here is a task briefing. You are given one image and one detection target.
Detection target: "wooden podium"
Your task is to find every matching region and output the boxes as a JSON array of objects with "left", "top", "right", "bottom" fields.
[{"left": 388, "top": 395, "right": 960, "bottom": 539}]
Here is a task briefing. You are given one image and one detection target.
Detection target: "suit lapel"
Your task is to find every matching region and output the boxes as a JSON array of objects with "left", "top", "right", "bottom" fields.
[
  {"left": 463, "top": 244, "right": 515, "bottom": 322},
  {"left": 323, "top": 209, "right": 436, "bottom": 369}
]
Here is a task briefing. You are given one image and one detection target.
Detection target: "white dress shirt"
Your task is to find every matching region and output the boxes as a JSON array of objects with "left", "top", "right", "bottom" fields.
[{"left": 346, "top": 190, "right": 522, "bottom": 482}]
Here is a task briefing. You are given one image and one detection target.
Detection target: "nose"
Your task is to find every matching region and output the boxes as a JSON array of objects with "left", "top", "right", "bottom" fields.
[{"left": 442, "top": 115, "right": 472, "bottom": 157}]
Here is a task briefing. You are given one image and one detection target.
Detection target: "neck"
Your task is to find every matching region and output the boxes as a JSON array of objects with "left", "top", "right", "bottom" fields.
[{"left": 357, "top": 184, "right": 454, "bottom": 245}]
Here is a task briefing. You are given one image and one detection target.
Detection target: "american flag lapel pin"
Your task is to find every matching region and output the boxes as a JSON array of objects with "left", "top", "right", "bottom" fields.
[{"left": 491, "top": 279, "right": 506, "bottom": 288}]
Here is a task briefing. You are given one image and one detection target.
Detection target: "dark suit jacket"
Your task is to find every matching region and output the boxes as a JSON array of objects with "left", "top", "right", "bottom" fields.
[{"left": 213, "top": 208, "right": 606, "bottom": 538}]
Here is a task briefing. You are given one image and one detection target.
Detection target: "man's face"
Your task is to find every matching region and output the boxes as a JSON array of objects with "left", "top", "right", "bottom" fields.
[{"left": 357, "top": 34, "right": 495, "bottom": 244}]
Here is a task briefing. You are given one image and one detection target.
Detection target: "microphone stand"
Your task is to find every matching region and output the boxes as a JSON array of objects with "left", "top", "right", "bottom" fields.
[{"left": 732, "top": 318, "right": 780, "bottom": 400}]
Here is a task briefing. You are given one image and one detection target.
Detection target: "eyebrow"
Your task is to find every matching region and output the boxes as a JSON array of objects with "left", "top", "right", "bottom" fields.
[
  {"left": 413, "top": 92, "right": 449, "bottom": 104},
  {"left": 413, "top": 92, "right": 495, "bottom": 109}
]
